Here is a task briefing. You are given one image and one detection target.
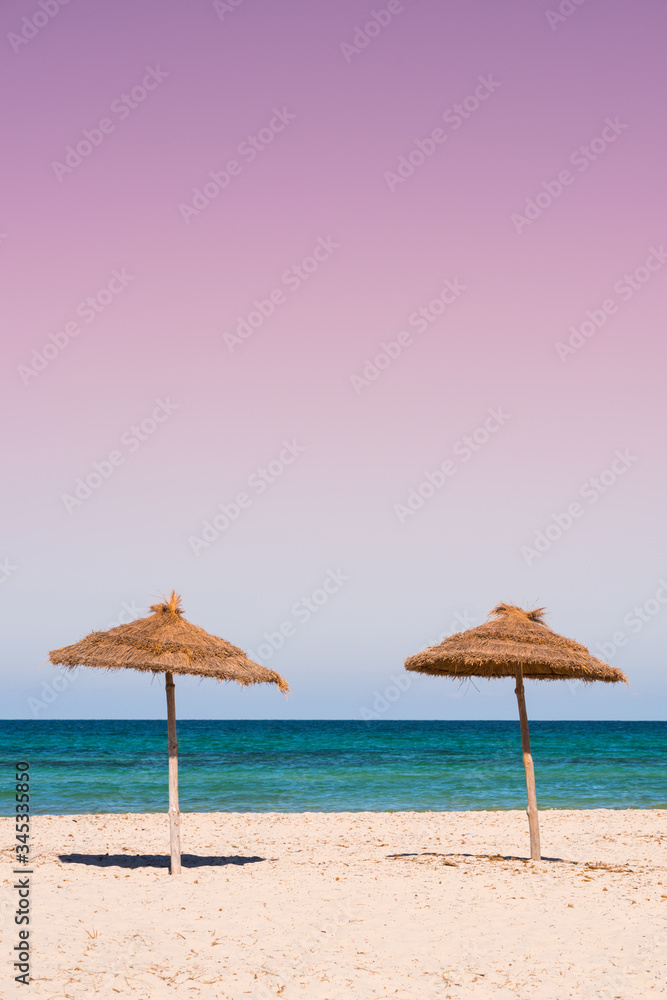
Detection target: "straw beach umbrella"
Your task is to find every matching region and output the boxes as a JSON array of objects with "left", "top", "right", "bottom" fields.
[
  {"left": 49, "top": 591, "right": 288, "bottom": 874},
  {"left": 405, "top": 604, "right": 627, "bottom": 860}
]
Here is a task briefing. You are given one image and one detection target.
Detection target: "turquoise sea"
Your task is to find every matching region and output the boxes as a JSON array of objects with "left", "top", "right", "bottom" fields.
[{"left": 1, "top": 720, "right": 665, "bottom": 814}]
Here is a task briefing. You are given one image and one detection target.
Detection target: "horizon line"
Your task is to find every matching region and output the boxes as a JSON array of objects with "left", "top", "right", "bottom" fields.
[{"left": 1, "top": 718, "right": 664, "bottom": 723}]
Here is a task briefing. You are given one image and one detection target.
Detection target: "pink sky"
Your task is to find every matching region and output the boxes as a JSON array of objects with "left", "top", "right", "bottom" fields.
[{"left": 2, "top": 0, "right": 666, "bottom": 719}]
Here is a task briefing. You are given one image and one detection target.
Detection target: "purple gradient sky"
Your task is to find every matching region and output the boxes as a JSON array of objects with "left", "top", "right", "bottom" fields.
[{"left": 2, "top": 0, "right": 666, "bottom": 719}]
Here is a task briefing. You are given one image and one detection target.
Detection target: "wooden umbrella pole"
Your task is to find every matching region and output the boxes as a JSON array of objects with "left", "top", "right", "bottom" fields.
[
  {"left": 165, "top": 671, "right": 181, "bottom": 874},
  {"left": 514, "top": 665, "right": 541, "bottom": 861}
]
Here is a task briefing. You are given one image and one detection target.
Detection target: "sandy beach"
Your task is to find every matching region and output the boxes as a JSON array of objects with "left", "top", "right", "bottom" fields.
[{"left": 3, "top": 809, "right": 666, "bottom": 998}]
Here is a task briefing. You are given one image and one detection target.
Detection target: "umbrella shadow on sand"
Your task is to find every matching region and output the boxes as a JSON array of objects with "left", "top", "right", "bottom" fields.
[
  {"left": 58, "top": 853, "right": 268, "bottom": 870},
  {"left": 387, "top": 851, "right": 568, "bottom": 864}
]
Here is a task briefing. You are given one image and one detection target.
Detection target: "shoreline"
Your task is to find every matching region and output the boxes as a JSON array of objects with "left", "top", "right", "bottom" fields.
[{"left": 4, "top": 804, "right": 665, "bottom": 818}]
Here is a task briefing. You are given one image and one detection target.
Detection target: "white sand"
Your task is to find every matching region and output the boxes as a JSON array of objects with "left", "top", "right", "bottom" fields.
[{"left": 2, "top": 810, "right": 666, "bottom": 998}]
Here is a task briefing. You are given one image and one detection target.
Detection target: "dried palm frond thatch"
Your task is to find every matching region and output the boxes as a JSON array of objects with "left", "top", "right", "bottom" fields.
[
  {"left": 49, "top": 591, "right": 289, "bottom": 690},
  {"left": 405, "top": 603, "right": 628, "bottom": 683}
]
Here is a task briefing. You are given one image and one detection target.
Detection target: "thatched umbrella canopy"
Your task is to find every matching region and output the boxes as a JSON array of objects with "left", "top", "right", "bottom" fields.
[
  {"left": 405, "top": 603, "right": 628, "bottom": 860},
  {"left": 49, "top": 591, "right": 288, "bottom": 874}
]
